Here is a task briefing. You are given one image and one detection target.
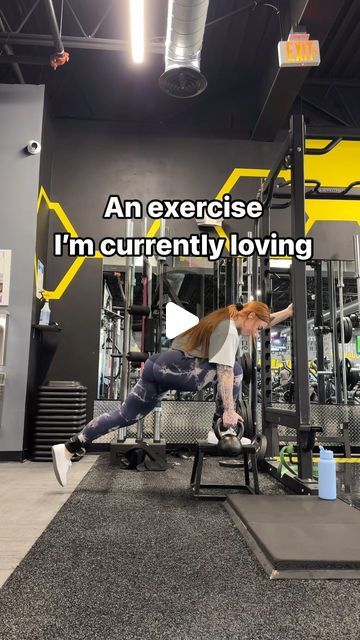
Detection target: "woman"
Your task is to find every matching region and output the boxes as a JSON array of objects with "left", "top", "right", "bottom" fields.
[{"left": 52, "top": 300, "right": 293, "bottom": 486}]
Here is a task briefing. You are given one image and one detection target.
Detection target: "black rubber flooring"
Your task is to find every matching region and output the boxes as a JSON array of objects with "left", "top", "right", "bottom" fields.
[{"left": 0, "top": 455, "right": 359, "bottom": 640}]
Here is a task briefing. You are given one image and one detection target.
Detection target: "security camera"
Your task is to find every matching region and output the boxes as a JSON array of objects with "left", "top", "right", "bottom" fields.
[{"left": 26, "top": 140, "right": 41, "bottom": 155}]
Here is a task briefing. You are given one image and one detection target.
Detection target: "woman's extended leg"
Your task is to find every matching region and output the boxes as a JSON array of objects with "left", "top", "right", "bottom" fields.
[
  {"left": 69, "top": 355, "right": 166, "bottom": 448},
  {"left": 52, "top": 350, "right": 217, "bottom": 485},
  {"left": 71, "top": 350, "right": 217, "bottom": 448}
]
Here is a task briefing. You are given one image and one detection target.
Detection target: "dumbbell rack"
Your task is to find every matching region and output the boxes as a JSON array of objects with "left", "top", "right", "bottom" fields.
[{"left": 32, "top": 381, "right": 87, "bottom": 461}]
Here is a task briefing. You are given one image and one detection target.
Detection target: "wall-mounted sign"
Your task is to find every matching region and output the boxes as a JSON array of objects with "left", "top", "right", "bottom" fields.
[{"left": 278, "top": 34, "right": 320, "bottom": 68}]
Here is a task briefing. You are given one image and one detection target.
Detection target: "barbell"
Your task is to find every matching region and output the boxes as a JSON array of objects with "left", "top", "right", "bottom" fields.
[{"left": 313, "top": 316, "right": 353, "bottom": 343}]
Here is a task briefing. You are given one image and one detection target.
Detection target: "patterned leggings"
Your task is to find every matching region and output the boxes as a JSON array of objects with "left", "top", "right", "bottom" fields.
[{"left": 78, "top": 349, "right": 243, "bottom": 444}]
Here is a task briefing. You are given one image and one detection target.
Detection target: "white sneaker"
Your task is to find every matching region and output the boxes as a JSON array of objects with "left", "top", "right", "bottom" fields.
[
  {"left": 51, "top": 444, "right": 72, "bottom": 487},
  {"left": 207, "top": 429, "right": 219, "bottom": 444},
  {"left": 206, "top": 430, "right": 252, "bottom": 446}
]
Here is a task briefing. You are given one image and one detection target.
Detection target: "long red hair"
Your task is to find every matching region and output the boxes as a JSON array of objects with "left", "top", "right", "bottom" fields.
[{"left": 180, "top": 301, "right": 270, "bottom": 354}]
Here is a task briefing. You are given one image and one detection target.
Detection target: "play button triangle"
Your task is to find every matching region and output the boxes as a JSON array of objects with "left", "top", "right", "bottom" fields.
[{"left": 165, "top": 302, "right": 199, "bottom": 339}]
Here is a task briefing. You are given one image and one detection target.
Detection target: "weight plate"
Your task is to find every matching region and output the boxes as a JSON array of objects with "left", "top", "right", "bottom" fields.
[
  {"left": 238, "top": 399, "right": 246, "bottom": 435},
  {"left": 337, "top": 316, "right": 353, "bottom": 343},
  {"left": 241, "top": 399, "right": 254, "bottom": 439},
  {"left": 344, "top": 317, "right": 353, "bottom": 343},
  {"left": 349, "top": 367, "right": 360, "bottom": 390},
  {"left": 247, "top": 401, "right": 255, "bottom": 439},
  {"left": 240, "top": 352, "right": 252, "bottom": 385},
  {"left": 253, "top": 433, "right": 267, "bottom": 462}
]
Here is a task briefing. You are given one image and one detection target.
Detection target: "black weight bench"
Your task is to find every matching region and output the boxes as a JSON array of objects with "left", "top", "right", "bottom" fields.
[{"left": 190, "top": 441, "right": 260, "bottom": 501}]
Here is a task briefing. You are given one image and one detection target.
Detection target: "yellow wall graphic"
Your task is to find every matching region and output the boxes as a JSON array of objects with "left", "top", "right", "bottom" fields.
[
  {"left": 35, "top": 187, "right": 161, "bottom": 300},
  {"left": 36, "top": 139, "right": 360, "bottom": 300}
]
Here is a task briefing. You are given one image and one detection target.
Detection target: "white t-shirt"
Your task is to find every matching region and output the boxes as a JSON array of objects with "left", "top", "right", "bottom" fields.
[
  {"left": 171, "top": 319, "right": 240, "bottom": 367},
  {"left": 208, "top": 319, "right": 240, "bottom": 367}
]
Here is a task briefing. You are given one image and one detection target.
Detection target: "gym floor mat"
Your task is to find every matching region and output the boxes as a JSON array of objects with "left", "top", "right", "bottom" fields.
[
  {"left": 225, "top": 494, "right": 360, "bottom": 579},
  {"left": 1, "top": 456, "right": 360, "bottom": 640}
]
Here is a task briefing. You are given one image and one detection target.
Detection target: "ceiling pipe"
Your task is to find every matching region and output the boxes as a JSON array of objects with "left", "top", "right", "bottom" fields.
[
  {"left": 44, "top": 0, "right": 64, "bottom": 54},
  {"left": 159, "top": 0, "right": 209, "bottom": 99},
  {"left": 43, "top": 0, "right": 69, "bottom": 69}
]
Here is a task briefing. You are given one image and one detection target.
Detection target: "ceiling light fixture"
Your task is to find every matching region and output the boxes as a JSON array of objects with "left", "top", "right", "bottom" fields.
[{"left": 130, "top": 0, "right": 144, "bottom": 64}]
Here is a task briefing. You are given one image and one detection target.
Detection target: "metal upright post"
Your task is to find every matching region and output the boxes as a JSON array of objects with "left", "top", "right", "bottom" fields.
[
  {"left": 246, "top": 236, "right": 253, "bottom": 301},
  {"left": 136, "top": 417, "right": 145, "bottom": 442},
  {"left": 247, "top": 233, "right": 258, "bottom": 433},
  {"left": 157, "top": 260, "right": 164, "bottom": 350},
  {"left": 225, "top": 258, "right": 232, "bottom": 305},
  {"left": 143, "top": 209, "right": 153, "bottom": 317},
  {"left": 196, "top": 273, "right": 206, "bottom": 399},
  {"left": 253, "top": 219, "right": 260, "bottom": 300},
  {"left": 118, "top": 220, "right": 134, "bottom": 441},
  {"left": 237, "top": 258, "right": 244, "bottom": 301},
  {"left": 136, "top": 218, "right": 149, "bottom": 438},
  {"left": 156, "top": 219, "right": 166, "bottom": 351},
  {"left": 213, "top": 261, "right": 219, "bottom": 310},
  {"left": 196, "top": 274, "right": 205, "bottom": 319},
  {"left": 338, "top": 260, "right": 351, "bottom": 455},
  {"left": 338, "top": 261, "right": 348, "bottom": 403},
  {"left": 153, "top": 402, "right": 161, "bottom": 443},
  {"left": 354, "top": 235, "right": 360, "bottom": 312},
  {"left": 327, "top": 261, "right": 342, "bottom": 403},
  {"left": 200, "top": 273, "right": 205, "bottom": 316},
  {"left": 147, "top": 257, "right": 153, "bottom": 314},
  {"left": 314, "top": 261, "right": 326, "bottom": 403},
  {"left": 109, "top": 316, "right": 117, "bottom": 400},
  {"left": 259, "top": 202, "right": 278, "bottom": 457},
  {"left": 217, "top": 259, "right": 222, "bottom": 307},
  {"left": 290, "top": 108, "right": 313, "bottom": 480}
]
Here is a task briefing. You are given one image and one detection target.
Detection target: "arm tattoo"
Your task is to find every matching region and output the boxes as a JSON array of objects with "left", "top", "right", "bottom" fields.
[{"left": 217, "top": 364, "right": 234, "bottom": 412}]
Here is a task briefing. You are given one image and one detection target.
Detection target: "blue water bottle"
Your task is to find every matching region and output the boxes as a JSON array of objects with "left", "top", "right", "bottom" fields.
[{"left": 318, "top": 446, "right": 337, "bottom": 500}]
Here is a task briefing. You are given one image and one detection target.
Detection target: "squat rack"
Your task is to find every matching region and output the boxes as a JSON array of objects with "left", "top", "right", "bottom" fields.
[
  {"left": 257, "top": 108, "right": 360, "bottom": 494},
  {"left": 258, "top": 105, "right": 320, "bottom": 494}
]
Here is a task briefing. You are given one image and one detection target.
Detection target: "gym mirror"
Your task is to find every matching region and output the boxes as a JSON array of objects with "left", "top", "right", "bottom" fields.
[
  {"left": 0, "top": 250, "right": 11, "bottom": 306},
  {"left": 270, "top": 259, "right": 359, "bottom": 406},
  {"left": 0, "top": 313, "right": 9, "bottom": 366}
]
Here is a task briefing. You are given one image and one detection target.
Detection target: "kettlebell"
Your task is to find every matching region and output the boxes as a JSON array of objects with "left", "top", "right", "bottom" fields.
[{"left": 214, "top": 418, "right": 244, "bottom": 457}]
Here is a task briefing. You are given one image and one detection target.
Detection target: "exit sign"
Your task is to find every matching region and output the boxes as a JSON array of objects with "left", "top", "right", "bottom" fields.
[{"left": 278, "top": 38, "right": 320, "bottom": 68}]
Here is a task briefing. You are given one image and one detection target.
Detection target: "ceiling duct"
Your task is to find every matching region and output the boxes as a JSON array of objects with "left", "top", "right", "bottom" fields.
[{"left": 159, "top": 0, "right": 209, "bottom": 99}]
